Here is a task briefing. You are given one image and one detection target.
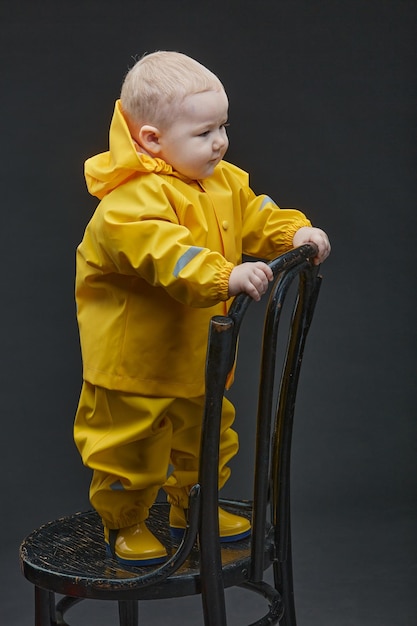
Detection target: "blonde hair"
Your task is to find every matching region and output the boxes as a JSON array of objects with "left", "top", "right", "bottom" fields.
[{"left": 120, "top": 51, "right": 224, "bottom": 131}]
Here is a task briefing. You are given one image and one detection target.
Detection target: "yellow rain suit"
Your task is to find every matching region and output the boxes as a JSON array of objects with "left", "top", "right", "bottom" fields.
[{"left": 74, "top": 101, "right": 311, "bottom": 529}]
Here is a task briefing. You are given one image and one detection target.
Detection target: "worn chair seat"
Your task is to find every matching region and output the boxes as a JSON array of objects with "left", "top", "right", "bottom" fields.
[{"left": 20, "top": 502, "right": 263, "bottom": 601}]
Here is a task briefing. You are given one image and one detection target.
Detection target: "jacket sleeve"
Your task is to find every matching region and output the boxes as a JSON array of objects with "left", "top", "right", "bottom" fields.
[
  {"left": 85, "top": 180, "right": 234, "bottom": 308},
  {"left": 241, "top": 189, "right": 312, "bottom": 260}
]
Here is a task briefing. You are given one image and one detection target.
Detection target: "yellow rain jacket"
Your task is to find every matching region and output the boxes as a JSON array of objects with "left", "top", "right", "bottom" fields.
[{"left": 76, "top": 100, "right": 311, "bottom": 398}]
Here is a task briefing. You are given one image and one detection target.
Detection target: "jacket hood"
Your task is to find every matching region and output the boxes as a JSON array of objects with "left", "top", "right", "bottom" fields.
[{"left": 84, "top": 100, "right": 181, "bottom": 199}]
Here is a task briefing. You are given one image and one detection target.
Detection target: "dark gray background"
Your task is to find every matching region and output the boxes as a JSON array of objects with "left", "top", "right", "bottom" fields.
[{"left": 1, "top": 1, "right": 416, "bottom": 624}]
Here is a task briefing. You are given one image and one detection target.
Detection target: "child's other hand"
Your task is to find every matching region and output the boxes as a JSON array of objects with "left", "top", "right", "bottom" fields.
[
  {"left": 292, "top": 226, "right": 331, "bottom": 265},
  {"left": 229, "top": 262, "right": 273, "bottom": 301}
]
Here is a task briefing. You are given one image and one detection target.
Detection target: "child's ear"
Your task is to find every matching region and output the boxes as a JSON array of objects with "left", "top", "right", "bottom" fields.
[{"left": 137, "top": 125, "right": 162, "bottom": 156}]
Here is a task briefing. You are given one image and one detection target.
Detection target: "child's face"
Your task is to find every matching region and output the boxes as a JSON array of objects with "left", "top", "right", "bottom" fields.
[{"left": 157, "top": 89, "right": 229, "bottom": 180}]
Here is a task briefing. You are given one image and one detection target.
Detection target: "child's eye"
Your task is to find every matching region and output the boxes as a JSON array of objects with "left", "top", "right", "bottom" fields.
[{"left": 198, "top": 123, "right": 229, "bottom": 137}]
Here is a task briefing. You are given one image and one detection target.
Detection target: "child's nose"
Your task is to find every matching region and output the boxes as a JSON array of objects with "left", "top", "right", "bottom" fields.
[{"left": 213, "top": 130, "right": 227, "bottom": 151}]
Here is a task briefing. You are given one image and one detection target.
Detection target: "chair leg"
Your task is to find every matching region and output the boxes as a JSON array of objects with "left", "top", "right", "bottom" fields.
[
  {"left": 34, "top": 588, "right": 55, "bottom": 626},
  {"left": 118, "top": 600, "right": 139, "bottom": 626},
  {"left": 273, "top": 561, "right": 296, "bottom": 626}
]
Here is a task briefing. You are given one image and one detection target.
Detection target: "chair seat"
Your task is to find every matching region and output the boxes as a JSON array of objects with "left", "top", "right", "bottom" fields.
[{"left": 20, "top": 501, "right": 269, "bottom": 602}]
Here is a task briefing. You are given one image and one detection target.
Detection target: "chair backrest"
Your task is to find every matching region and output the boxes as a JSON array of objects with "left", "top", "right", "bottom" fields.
[{"left": 197, "top": 243, "right": 321, "bottom": 625}]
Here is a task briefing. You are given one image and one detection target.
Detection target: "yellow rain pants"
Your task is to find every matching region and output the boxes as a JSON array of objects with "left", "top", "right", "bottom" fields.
[{"left": 74, "top": 381, "right": 238, "bottom": 529}]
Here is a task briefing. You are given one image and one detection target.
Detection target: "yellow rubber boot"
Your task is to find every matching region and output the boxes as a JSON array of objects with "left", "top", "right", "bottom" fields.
[
  {"left": 104, "top": 522, "right": 167, "bottom": 566},
  {"left": 169, "top": 505, "right": 251, "bottom": 542}
]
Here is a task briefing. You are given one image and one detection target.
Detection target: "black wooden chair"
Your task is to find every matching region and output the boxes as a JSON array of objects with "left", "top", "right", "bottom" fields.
[{"left": 20, "top": 244, "right": 322, "bottom": 626}]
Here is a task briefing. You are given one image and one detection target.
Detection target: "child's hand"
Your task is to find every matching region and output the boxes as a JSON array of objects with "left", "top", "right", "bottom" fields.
[
  {"left": 229, "top": 261, "right": 273, "bottom": 301},
  {"left": 293, "top": 226, "right": 331, "bottom": 265}
]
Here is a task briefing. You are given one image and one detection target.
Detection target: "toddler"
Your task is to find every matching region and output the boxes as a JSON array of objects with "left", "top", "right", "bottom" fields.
[{"left": 74, "top": 51, "right": 330, "bottom": 566}]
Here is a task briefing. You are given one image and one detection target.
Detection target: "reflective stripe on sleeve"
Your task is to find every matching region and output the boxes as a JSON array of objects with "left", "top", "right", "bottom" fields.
[
  {"left": 173, "top": 247, "right": 204, "bottom": 277},
  {"left": 259, "top": 196, "right": 277, "bottom": 210}
]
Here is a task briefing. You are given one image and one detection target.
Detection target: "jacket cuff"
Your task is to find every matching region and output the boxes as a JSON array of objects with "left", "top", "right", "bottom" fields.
[
  {"left": 281, "top": 218, "right": 312, "bottom": 249},
  {"left": 218, "top": 261, "right": 235, "bottom": 300}
]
